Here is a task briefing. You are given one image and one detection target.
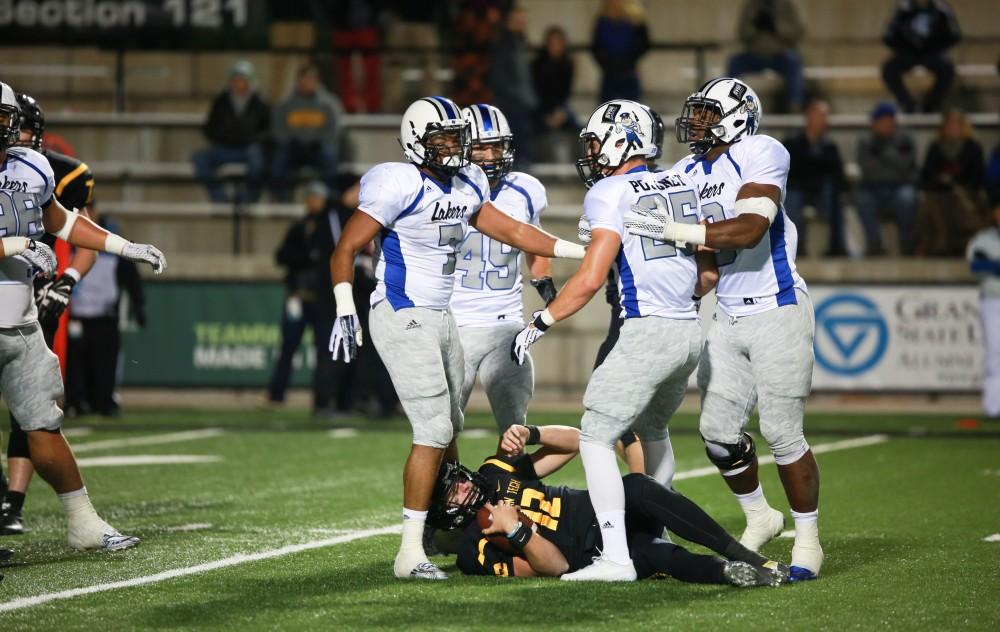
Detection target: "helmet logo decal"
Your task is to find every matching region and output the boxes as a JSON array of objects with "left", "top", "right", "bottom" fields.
[
  {"left": 728, "top": 82, "right": 747, "bottom": 101},
  {"left": 601, "top": 102, "right": 621, "bottom": 123},
  {"left": 616, "top": 112, "right": 644, "bottom": 153}
]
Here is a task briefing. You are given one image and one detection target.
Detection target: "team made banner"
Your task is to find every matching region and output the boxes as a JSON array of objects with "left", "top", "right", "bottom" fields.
[
  {"left": 808, "top": 285, "right": 982, "bottom": 392},
  {"left": 120, "top": 281, "right": 314, "bottom": 387}
]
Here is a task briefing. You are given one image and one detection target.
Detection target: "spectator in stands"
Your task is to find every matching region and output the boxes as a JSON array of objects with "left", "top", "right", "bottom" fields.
[
  {"left": 268, "top": 181, "right": 343, "bottom": 418},
  {"left": 383, "top": 1, "right": 442, "bottom": 113},
  {"left": 65, "top": 216, "right": 145, "bottom": 418},
  {"left": 331, "top": 0, "right": 383, "bottom": 113},
  {"left": 533, "top": 26, "right": 579, "bottom": 135},
  {"left": 855, "top": 102, "right": 918, "bottom": 256},
  {"left": 986, "top": 135, "right": 1000, "bottom": 207},
  {"left": 452, "top": 0, "right": 507, "bottom": 107},
  {"left": 967, "top": 203, "right": 1000, "bottom": 420},
  {"left": 270, "top": 63, "right": 344, "bottom": 202},
  {"left": 915, "top": 109, "right": 986, "bottom": 256},
  {"left": 727, "top": 0, "right": 805, "bottom": 112},
  {"left": 192, "top": 60, "right": 269, "bottom": 204},
  {"left": 488, "top": 5, "right": 538, "bottom": 168},
  {"left": 591, "top": 0, "right": 650, "bottom": 103},
  {"left": 882, "top": 0, "right": 961, "bottom": 113},
  {"left": 783, "top": 99, "right": 847, "bottom": 257}
]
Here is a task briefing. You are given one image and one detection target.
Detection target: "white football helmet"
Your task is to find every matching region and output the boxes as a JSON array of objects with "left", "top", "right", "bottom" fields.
[
  {"left": 0, "top": 82, "right": 21, "bottom": 152},
  {"left": 399, "top": 96, "right": 471, "bottom": 177},
  {"left": 675, "top": 77, "right": 762, "bottom": 155},
  {"left": 576, "top": 99, "right": 658, "bottom": 188},
  {"left": 462, "top": 103, "right": 514, "bottom": 187}
]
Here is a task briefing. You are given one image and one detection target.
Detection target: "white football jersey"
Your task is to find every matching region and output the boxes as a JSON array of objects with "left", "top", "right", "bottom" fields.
[
  {"left": 0, "top": 147, "right": 55, "bottom": 327},
  {"left": 673, "top": 134, "right": 807, "bottom": 317},
  {"left": 585, "top": 165, "right": 703, "bottom": 320},
  {"left": 451, "top": 172, "right": 547, "bottom": 327},
  {"left": 358, "top": 161, "right": 490, "bottom": 311}
]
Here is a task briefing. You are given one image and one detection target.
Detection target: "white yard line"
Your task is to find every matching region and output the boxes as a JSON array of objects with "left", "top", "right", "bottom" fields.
[
  {"left": 76, "top": 455, "right": 222, "bottom": 467},
  {"left": 673, "top": 434, "right": 889, "bottom": 481},
  {"left": 0, "top": 525, "right": 403, "bottom": 613},
  {"left": 0, "top": 433, "right": 890, "bottom": 612},
  {"left": 71, "top": 429, "right": 225, "bottom": 454},
  {"left": 328, "top": 428, "right": 359, "bottom": 439}
]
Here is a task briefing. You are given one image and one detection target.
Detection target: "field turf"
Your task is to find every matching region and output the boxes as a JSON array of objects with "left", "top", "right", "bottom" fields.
[{"left": 0, "top": 408, "right": 997, "bottom": 630}]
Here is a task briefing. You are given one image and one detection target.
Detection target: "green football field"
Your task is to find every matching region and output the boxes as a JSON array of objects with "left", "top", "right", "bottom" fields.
[{"left": 0, "top": 408, "right": 997, "bottom": 631}]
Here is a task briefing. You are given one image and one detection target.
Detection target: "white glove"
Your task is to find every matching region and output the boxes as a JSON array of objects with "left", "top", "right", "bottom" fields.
[
  {"left": 510, "top": 311, "right": 549, "bottom": 366},
  {"left": 577, "top": 216, "right": 592, "bottom": 244},
  {"left": 329, "top": 314, "right": 363, "bottom": 363},
  {"left": 19, "top": 240, "right": 58, "bottom": 279},
  {"left": 122, "top": 243, "right": 167, "bottom": 274},
  {"left": 624, "top": 202, "right": 679, "bottom": 245}
]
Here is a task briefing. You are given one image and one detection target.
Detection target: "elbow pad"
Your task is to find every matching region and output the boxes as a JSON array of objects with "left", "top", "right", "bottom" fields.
[{"left": 734, "top": 197, "right": 778, "bottom": 223}]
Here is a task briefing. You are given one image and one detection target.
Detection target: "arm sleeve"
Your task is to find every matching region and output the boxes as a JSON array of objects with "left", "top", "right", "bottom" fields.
[
  {"left": 583, "top": 179, "right": 624, "bottom": 237},
  {"left": 738, "top": 136, "right": 790, "bottom": 189},
  {"left": 356, "top": 164, "right": 419, "bottom": 227}
]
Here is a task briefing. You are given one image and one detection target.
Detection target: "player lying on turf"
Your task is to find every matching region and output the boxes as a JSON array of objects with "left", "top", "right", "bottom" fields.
[{"left": 428, "top": 424, "right": 787, "bottom": 585}]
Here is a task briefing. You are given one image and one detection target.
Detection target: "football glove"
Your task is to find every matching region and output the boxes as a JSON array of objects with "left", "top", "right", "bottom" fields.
[
  {"left": 510, "top": 311, "right": 549, "bottom": 366},
  {"left": 329, "top": 314, "right": 363, "bottom": 363},
  {"left": 121, "top": 243, "right": 167, "bottom": 274},
  {"left": 624, "top": 202, "right": 680, "bottom": 245},
  {"left": 36, "top": 273, "right": 77, "bottom": 328},
  {"left": 577, "top": 216, "right": 592, "bottom": 244},
  {"left": 530, "top": 276, "right": 557, "bottom": 305},
  {"left": 19, "top": 240, "right": 58, "bottom": 279}
]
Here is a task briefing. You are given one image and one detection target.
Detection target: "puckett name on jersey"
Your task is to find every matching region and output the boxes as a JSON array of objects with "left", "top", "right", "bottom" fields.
[
  {"left": 673, "top": 134, "right": 807, "bottom": 318},
  {"left": 358, "top": 161, "right": 490, "bottom": 311},
  {"left": 584, "top": 166, "right": 702, "bottom": 320},
  {"left": 451, "top": 172, "right": 547, "bottom": 327}
]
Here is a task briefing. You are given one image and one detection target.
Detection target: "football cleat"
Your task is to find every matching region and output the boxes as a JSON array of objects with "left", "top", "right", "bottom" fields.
[
  {"left": 724, "top": 560, "right": 786, "bottom": 588},
  {"left": 560, "top": 556, "right": 637, "bottom": 582},
  {"left": 789, "top": 541, "right": 824, "bottom": 581},
  {"left": 395, "top": 559, "right": 448, "bottom": 580},
  {"left": 739, "top": 507, "right": 785, "bottom": 552},
  {"left": 68, "top": 520, "right": 140, "bottom": 551},
  {"left": 0, "top": 505, "right": 25, "bottom": 535},
  {"left": 0, "top": 547, "right": 13, "bottom": 563}
]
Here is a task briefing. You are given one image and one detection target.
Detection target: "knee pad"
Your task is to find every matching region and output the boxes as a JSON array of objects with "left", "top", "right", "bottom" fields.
[
  {"left": 7, "top": 422, "right": 29, "bottom": 459},
  {"left": 703, "top": 432, "right": 756, "bottom": 475},
  {"left": 412, "top": 415, "right": 455, "bottom": 449}
]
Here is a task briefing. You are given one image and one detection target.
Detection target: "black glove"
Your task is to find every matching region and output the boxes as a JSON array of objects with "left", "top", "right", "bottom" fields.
[
  {"left": 35, "top": 273, "right": 77, "bottom": 329},
  {"left": 692, "top": 293, "right": 702, "bottom": 311},
  {"left": 530, "top": 277, "right": 557, "bottom": 305}
]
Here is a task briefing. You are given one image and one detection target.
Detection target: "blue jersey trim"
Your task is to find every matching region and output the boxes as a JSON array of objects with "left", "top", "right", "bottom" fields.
[
  {"left": 421, "top": 171, "right": 451, "bottom": 194},
  {"left": 502, "top": 179, "right": 535, "bottom": 221},
  {"left": 380, "top": 229, "right": 414, "bottom": 310},
  {"left": 615, "top": 247, "right": 641, "bottom": 318},
  {"left": 398, "top": 182, "right": 426, "bottom": 220},
  {"left": 769, "top": 211, "right": 797, "bottom": 306},
  {"left": 431, "top": 96, "right": 457, "bottom": 119},
  {"left": 8, "top": 153, "right": 52, "bottom": 191},
  {"left": 724, "top": 151, "right": 742, "bottom": 177},
  {"left": 457, "top": 171, "right": 484, "bottom": 204},
  {"left": 477, "top": 104, "right": 494, "bottom": 132},
  {"left": 626, "top": 165, "right": 648, "bottom": 174}
]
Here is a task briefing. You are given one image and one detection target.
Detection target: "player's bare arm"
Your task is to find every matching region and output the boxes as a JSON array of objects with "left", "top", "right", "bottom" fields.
[
  {"left": 471, "top": 202, "right": 585, "bottom": 260},
  {"left": 41, "top": 197, "right": 165, "bottom": 273},
  {"left": 694, "top": 249, "right": 720, "bottom": 298},
  {"left": 480, "top": 501, "right": 569, "bottom": 577},
  {"left": 328, "top": 210, "right": 382, "bottom": 362},
  {"left": 62, "top": 207, "right": 98, "bottom": 278}
]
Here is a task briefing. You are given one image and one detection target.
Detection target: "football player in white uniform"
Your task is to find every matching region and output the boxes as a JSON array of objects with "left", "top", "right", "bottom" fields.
[
  {"left": 0, "top": 81, "right": 165, "bottom": 552},
  {"left": 328, "top": 96, "right": 585, "bottom": 580},
  {"left": 626, "top": 77, "right": 822, "bottom": 581},
  {"left": 451, "top": 103, "right": 553, "bottom": 433},
  {"left": 511, "top": 99, "right": 719, "bottom": 581}
]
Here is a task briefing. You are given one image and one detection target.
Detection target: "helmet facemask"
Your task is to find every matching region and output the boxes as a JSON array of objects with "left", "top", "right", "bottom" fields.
[
  {"left": 0, "top": 104, "right": 20, "bottom": 152},
  {"left": 675, "top": 97, "right": 728, "bottom": 156},
  {"left": 427, "top": 461, "right": 490, "bottom": 530},
  {"left": 575, "top": 130, "right": 615, "bottom": 188},
  {"left": 470, "top": 137, "right": 514, "bottom": 189},
  {"left": 413, "top": 122, "right": 472, "bottom": 179}
]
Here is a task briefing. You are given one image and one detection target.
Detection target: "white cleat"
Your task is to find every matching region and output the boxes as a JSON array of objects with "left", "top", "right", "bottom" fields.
[
  {"left": 739, "top": 507, "right": 785, "bottom": 552},
  {"left": 394, "top": 552, "right": 447, "bottom": 580},
  {"left": 560, "top": 556, "right": 637, "bottom": 582},
  {"left": 68, "top": 522, "right": 140, "bottom": 551},
  {"left": 789, "top": 541, "right": 824, "bottom": 581}
]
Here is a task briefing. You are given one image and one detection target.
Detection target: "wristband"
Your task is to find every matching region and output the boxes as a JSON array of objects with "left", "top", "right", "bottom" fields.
[
  {"left": 665, "top": 222, "right": 707, "bottom": 246},
  {"left": 104, "top": 233, "right": 129, "bottom": 256},
  {"left": 505, "top": 522, "right": 533, "bottom": 551},
  {"left": 532, "top": 308, "right": 556, "bottom": 332},
  {"left": 525, "top": 425, "right": 541, "bottom": 445},
  {"left": 553, "top": 238, "right": 586, "bottom": 259},
  {"left": 333, "top": 282, "right": 357, "bottom": 317},
  {"left": 1, "top": 237, "right": 30, "bottom": 257},
  {"left": 63, "top": 268, "right": 82, "bottom": 283}
]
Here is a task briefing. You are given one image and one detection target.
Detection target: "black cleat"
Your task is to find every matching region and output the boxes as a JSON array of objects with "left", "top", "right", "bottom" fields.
[
  {"left": 0, "top": 547, "right": 13, "bottom": 563},
  {"left": 724, "top": 560, "right": 787, "bottom": 588},
  {"left": 0, "top": 505, "right": 24, "bottom": 536}
]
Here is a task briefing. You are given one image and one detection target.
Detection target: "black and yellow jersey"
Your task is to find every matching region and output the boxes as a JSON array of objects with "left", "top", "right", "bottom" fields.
[
  {"left": 39, "top": 149, "right": 94, "bottom": 249},
  {"left": 456, "top": 453, "right": 601, "bottom": 577}
]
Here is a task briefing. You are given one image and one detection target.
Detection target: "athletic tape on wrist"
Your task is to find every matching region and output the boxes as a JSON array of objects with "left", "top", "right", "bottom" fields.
[{"left": 333, "top": 282, "right": 357, "bottom": 316}]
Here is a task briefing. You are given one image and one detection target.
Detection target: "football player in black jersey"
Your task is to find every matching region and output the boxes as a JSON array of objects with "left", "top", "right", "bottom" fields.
[
  {"left": 432, "top": 424, "right": 787, "bottom": 585},
  {"left": 0, "top": 93, "right": 99, "bottom": 536}
]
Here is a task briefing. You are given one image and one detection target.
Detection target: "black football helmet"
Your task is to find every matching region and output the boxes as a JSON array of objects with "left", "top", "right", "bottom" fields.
[
  {"left": 426, "top": 460, "right": 490, "bottom": 530},
  {"left": 15, "top": 93, "right": 44, "bottom": 150}
]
